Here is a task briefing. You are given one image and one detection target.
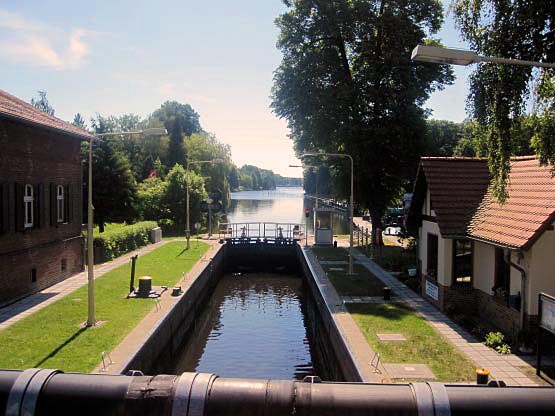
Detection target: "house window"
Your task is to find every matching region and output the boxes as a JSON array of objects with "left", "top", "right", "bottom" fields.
[
  {"left": 494, "top": 247, "right": 510, "bottom": 301},
  {"left": 24, "top": 184, "right": 34, "bottom": 228},
  {"left": 56, "top": 185, "right": 64, "bottom": 223},
  {"left": 453, "top": 239, "right": 473, "bottom": 285},
  {"left": 30, "top": 268, "right": 37, "bottom": 283},
  {"left": 427, "top": 233, "right": 438, "bottom": 280}
]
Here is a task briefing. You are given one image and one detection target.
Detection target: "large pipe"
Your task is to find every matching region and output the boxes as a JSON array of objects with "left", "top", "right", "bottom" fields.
[{"left": 2, "top": 370, "right": 555, "bottom": 416}]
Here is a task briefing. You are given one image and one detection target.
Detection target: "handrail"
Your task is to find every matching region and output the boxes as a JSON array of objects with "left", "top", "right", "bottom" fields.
[{"left": 219, "top": 222, "right": 305, "bottom": 240}]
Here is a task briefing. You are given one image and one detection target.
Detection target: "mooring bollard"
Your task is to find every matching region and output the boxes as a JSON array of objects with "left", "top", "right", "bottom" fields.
[{"left": 476, "top": 368, "right": 490, "bottom": 384}]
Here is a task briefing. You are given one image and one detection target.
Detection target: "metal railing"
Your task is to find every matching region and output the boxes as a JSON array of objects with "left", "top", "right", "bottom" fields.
[
  {"left": 219, "top": 222, "right": 304, "bottom": 240},
  {"left": 2, "top": 369, "right": 555, "bottom": 416}
]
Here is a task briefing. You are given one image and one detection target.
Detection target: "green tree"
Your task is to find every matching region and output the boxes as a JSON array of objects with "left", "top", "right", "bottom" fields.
[
  {"left": 72, "top": 113, "right": 87, "bottom": 130},
  {"left": 152, "top": 101, "right": 201, "bottom": 137},
  {"left": 164, "top": 164, "right": 207, "bottom": 232},
  {"left": 228, "top": 166, "right": 240, "bottom": 191},
  {"left": 85, "top": 116, "right": 138, "bottom": 232},
  {"left": 272, "top": 0, "right": 453, "bottom": 229},
  {"left": 424, "top": 119, "right": 462, "bottom": 156},
  {"left": 452, "top": 0, "right": 555, "bottom": 199},
  {"left": 167, "top": 122, "right": 187, "bottom": 169},
  {"left": 136, "top": 177, "right": 168, "bottom": 221},
  {"left": 30, "top": 91, "right": 55, "bottom": 115}
]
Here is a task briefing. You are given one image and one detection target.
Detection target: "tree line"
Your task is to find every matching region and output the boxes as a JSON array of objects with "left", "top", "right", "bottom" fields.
[{"left": 31, "top": 93, "right": 290, "bottom": 233}]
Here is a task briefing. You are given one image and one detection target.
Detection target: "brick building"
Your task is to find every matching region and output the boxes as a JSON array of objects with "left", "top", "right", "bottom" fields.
[
  {"left": 407, "top": 156, "right": 555, "bottom": 338},
  {"left": 0, "top": 89, "right": 93, "bottom": 306}
]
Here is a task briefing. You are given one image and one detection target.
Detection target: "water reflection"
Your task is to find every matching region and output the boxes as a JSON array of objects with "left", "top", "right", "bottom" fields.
[
  {"left": 173, "top": 273, "right": 315, "bottom": 380},
  {"left": 226, "top": 186, "right": 349, "bottom": 235}
]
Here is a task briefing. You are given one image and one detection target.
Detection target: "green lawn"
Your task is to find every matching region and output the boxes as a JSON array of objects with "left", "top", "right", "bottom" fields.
[
  {"left": 348, "top": 303, "right": 476, "bottom": 382},
  {"left": 0, "top": 241, "right": 209, "bottom": 372}
]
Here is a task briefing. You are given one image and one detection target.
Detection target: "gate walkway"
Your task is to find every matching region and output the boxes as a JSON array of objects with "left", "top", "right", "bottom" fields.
[{"left": 219, "top": 222, "right": 304, "bottom": 241}]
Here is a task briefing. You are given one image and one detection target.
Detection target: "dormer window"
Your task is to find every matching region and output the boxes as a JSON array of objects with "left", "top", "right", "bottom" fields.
[
  {"left": 24, "top": 184, "right": 34, "bottom": 228},
  {"left": 57, "top": 185, "right": 64, "bottom": 223}
]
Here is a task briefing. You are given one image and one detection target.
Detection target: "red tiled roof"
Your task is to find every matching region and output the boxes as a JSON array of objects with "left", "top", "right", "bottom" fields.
[
  {"left": 468, "top": 156, "right": 555, "bottom": 249},
  {"left": 408, "top": 157, "right": 491, "bottom": 237},
  {"left": 0, "top": 89, "right": 93, "bottom": 140}
]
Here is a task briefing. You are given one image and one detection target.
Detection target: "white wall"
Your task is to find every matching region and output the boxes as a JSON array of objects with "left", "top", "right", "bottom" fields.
[
  {"left": 527, "top": 224, "right": 555, "bottom": 315},
  {"left": 473, "top": 241, "right": 495, "bottom": 294}
]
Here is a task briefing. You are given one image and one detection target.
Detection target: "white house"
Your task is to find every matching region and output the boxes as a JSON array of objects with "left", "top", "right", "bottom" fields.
[{"left": 407, "top": 156, "right": 555, "bottom": 338}]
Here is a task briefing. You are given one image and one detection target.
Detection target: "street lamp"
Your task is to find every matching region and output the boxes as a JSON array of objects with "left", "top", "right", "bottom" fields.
[
  {"left": 289, "top": 164, "right": 319, "bottom": 208},
  {"left": 86, "top": 127, "right": 166, "bottom": 327},
  {"left": 411, "top": 44, "right": 555, "bottom": 69},
  {"left": 301, "top": 152, "right": 355, "bottom": 275},
  {"left": 185, "top": 158, "right": 224, "bottom": 248}
]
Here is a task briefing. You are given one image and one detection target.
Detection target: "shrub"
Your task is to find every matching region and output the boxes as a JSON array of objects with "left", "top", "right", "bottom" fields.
[
  {"left": 485, "top": 331, "right": 505, "bottom": 349},
  {"left": 496, "top": 343, "right": 512, "bottom": 355},
  {"left": 93, "top": 221, "right": 158, "bottom": 261}
]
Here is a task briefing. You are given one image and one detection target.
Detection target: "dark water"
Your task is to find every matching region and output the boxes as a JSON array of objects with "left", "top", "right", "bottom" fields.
[
  {"left": 172, "top": 273, "right": 316, "bottom": 380},
  {"left": 227, "top": 186, "right": 349, "bottom": 235}
]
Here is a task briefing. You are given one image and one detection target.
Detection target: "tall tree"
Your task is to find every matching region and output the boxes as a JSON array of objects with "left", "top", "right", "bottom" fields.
[
  {"left": 84, "top": 115, "right": 138, "bottom": 232},
  {"left": 272, "top": 0, "right": 453, "bottom": 229},
  {"left": 30, "top": 91, "right": 55, "bottom": 115},
  {"left": 167, "top": 122, "right": 187, "bottom": 169},
  {"left": 452, "top": 0, "right": 555, "bottom": 199},
  {"left": 72, "top": 113, "right": 87, "bottom": 130},
  {"left": 152, "top": 101, "right": 201, "bottom": 137}
]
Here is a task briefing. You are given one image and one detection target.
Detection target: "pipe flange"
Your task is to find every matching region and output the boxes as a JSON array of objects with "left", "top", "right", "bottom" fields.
[
  {"left": 427, "top": 382, "right": 451, "bottom": 416},
  {"left": 5, "top": 368, "right": 62, "bottom": 416},
  {"left": 189, "top": 373, "right": 218, "bottom": 416},
  {"left": 410, "top": 382, "right": 434, "bottom": 416},
  {"left": 172, "top": 373, "right": 198, "bottom": 416}
]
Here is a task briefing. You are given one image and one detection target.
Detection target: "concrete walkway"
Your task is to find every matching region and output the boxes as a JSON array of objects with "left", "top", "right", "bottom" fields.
[
  {"left": 0, "top": 239, "right": 178, "bottom": 331},
  {"left": 349, "top": 248, "right": 538, "bottom": 386}
]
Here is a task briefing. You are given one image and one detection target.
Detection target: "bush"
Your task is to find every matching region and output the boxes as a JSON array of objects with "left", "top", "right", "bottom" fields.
[
  {"left": 496, "top": 343, "right": 512, "bottom": 355},
  {"left": 93, "top": 221, "right": 158, "bottom": 261},
  {"left": 485, "top": 331, "right": 505, "bottom": 349}
]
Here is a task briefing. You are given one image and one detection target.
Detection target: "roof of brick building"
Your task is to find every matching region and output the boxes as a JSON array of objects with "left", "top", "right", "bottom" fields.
[
  {"left": 407, "top": 157, "right": 491, "bottom": 237},
  {"left": 0, "top": 89, "right": 93, "bottom": 140},
  {"left": 467, "top": 156, "right": 555, "bottom": 249}
]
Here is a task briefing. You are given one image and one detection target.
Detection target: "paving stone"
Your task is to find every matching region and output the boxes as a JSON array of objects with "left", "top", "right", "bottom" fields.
[
  {"left": 384, "top": 364, "right": 435, "bottom": 379},
  {"left": 376, "top": 333, "right": 407, "bottom": 342}
]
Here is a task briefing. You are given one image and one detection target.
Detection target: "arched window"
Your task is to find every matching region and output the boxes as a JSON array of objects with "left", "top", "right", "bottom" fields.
[
  {"left": 24, "top": 184, "right": 34, "bottom": 228},
  {"left": 57, "top": 185, "right": 64, "bottom": 223}
]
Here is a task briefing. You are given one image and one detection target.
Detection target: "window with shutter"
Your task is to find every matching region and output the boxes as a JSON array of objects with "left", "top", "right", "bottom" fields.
[{"left": 24, "top": 184, "right": 33, "bottom": 228}]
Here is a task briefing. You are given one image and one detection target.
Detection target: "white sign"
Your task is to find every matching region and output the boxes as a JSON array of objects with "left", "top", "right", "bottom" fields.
[
  {"left": 425, "top": 280, "right": 439, "bottom": 301},
  {"left": 540, "top": 295, "right": 555, "bottom": 334}
]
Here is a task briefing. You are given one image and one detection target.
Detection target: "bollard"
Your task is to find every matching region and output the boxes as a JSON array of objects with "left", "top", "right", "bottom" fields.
[
  {"left": 476, "top": 368, "right": 490, "bottom": 385},
  {"left": 333, "top": 240, "right": 338, "bottom": 248},
  {"left": 383, "top": 286, "right": 391, "bottom": 300}
]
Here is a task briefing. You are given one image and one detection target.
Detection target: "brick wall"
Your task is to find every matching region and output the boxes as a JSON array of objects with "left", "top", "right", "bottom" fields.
[{"left": 0, "top": 119, "right": 84, "bottom": 306}]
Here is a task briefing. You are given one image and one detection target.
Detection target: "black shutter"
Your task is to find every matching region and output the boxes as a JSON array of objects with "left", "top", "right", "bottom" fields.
[
  {"left": 65, "top": 184, "right": 72, "bottom": 223},
  {"left": 50, "top": 183, "right": 57, "bottom": 226},
  {"left": 38, "top": 184, "right": 45, "bottom": 228},
  {"left": 15, "top": 183, "right": 24, "bottom": 232},
  {"left": 33, "top": 184, "right": 40, "bottom": 228}
]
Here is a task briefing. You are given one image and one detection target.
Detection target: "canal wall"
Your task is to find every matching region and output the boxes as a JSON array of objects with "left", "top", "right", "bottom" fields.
[
  {"left": 297, "top": 245, "right": 364, "bottom": 382},
  {"left": 117, "top": 240, "right": 363, "bottom": 382},
  {"left": 116, "top": 245, "right": 225, "bottom": 375}
]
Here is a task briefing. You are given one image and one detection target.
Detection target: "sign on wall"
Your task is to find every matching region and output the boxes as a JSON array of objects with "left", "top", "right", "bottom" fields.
[
  {"left": 540, "top": 294, "right": 555, "bottom": 334},
  {"left": 425, "top": 280, "right": 439, "bottom": 301}
]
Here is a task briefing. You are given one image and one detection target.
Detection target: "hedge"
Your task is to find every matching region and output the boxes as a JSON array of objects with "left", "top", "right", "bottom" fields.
[{"left": 93, "top": 221, "right": 158, "bottom": 261}]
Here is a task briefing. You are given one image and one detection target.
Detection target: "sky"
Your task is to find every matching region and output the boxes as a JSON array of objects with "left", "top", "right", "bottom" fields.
[{"left": 0, "top": 1, "right": 470, "bottom": 177}]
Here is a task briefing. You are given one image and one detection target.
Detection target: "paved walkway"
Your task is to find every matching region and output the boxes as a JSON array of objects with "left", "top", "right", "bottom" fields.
[
  {"left": 0, "top": 239, "right": 180, "bottom": 331},
  {"left": 349, "top": 248, "right": 538, "bottom": 386}
]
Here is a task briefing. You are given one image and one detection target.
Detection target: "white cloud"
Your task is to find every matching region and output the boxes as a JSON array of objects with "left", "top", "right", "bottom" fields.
[{"left": 0, "top": 9, "right": 102, "bottom": 70}]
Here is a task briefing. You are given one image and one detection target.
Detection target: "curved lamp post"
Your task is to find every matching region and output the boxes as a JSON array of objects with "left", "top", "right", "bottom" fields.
[
  {"left": 411, "top": 44, "right": 555, "bottom": 69},
  {"left": 86, "top": 127, "right": 167, "bottom": 327},
  {"left": 301, "top": 152, "right": 354, "bottom": 275}
]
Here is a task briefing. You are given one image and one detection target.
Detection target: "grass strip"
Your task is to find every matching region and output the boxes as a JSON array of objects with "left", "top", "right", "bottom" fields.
[
  {"left": 348, "top": 303, "right": 476, "bottom": 382},
  {"left": 0, "top": 241, "right": 209, "bottom": 372}
]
